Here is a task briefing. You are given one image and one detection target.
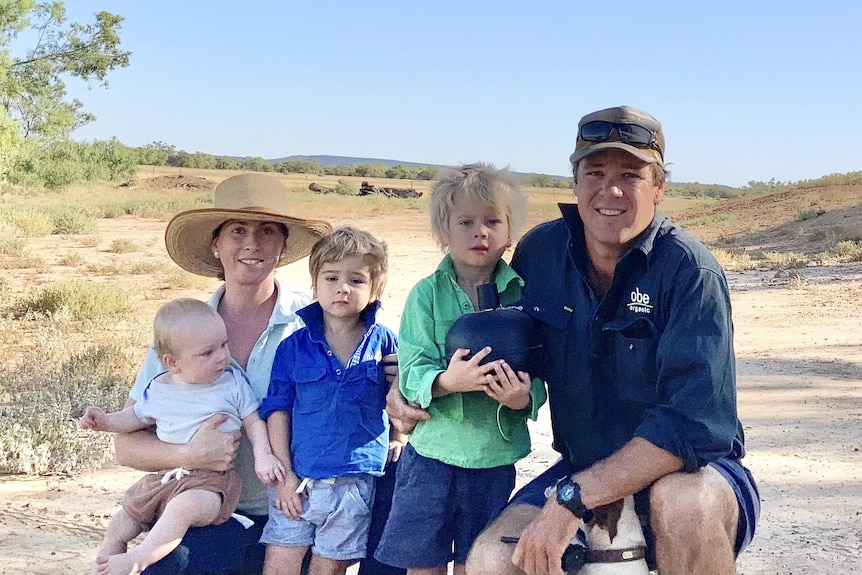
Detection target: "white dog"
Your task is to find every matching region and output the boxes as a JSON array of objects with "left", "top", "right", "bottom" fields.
[{"left": 578, "top": 495, "right": 649, "bottom": 575}]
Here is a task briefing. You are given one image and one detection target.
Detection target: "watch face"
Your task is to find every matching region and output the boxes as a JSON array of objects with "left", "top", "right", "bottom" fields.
[{"left": 558, "top": 483, "right": 575, "bottom": 502}]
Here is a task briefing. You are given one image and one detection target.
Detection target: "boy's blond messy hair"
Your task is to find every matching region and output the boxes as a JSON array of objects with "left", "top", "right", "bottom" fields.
[
  {"left": 309, "top": 225, "right": 389, "bottom": 300},
  {"left": 153, "top": 298, "right": 222, "bottom": 359},
  {"left": 429, "top": 162, "right": 527, "bottom": 251}
]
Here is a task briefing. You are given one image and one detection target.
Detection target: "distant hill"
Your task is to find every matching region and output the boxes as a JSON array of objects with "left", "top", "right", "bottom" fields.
[
  {"left": 265, "top": 155, "right": 570, "bottom": 180},
  {"left": 269, "top": 155, "right": 434, "bottom": 170}
]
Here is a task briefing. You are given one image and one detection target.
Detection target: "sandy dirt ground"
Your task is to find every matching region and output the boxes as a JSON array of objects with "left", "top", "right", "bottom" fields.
[{"left": 1, "top": 211, "right": 861, "bottom": 574}]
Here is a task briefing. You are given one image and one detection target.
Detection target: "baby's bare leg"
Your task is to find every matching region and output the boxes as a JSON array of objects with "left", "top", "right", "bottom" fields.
[
  {"left": 96, "top": 508, "right": 145, "bottom": 559},
  {"left": 96, "top": 489, "right": 221, "bottom": 575}
]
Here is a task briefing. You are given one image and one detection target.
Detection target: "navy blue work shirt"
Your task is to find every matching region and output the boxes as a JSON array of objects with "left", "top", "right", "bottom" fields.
[
  {"left": 260, "top": 300, "right": 398, "bottom": 479},
  {"left": 512, "top": 204, "right": 745, "bottom": 473}
]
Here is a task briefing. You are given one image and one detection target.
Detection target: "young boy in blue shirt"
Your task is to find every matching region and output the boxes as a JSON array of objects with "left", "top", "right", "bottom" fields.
[
  {"left": 375, "top": 163, "right": 547, "bottom": 574},
  {"left": 259, "top": 226, "right": 404, "bottom": 575}
]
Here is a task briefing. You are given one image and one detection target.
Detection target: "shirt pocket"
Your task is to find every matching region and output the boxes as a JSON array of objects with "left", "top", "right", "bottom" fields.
[
  {"left": 339, "top": 363, "right": 386, "bottom": 410},
  {"left": 603, "top": 316, "right": 659, "bottom": 405},
  {"left": 292, "top": 364, "right": 334, "bottom": 415},
  {"left": 519, "top": 298, "right": 573, "bottom": 381}
]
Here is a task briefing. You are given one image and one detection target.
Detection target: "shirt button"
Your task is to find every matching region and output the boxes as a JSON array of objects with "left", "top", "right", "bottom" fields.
[
  {"left": 326, "top": 350, "right": 333, "bottom": 356},
  {"left": 462, "top": 303, "right": 471, "bottom": 309},
  {"left": 335, "top": 369, "right": 342, "bottom": 375}
]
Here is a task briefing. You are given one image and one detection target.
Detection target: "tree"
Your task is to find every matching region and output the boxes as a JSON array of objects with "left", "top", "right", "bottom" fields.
[
  {"left": 136, "top": 141, "right": 174, "bottom": 166},
  {"left": 1, "top": 1, "right": 130, "bottom": 142}
]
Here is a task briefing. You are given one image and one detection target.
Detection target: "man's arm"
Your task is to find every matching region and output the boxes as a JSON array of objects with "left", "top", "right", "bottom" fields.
[
  {"left": 383, "top": 352, "right": 429, "bottom": 434},
  {"left": 512, "top": 437, "right": 682, "bottom": 575}
]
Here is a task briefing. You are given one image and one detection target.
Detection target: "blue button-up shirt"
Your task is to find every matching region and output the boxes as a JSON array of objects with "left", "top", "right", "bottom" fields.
[
  {"left": 512, "top": 204, "right": 745, "bottom": 473},
  {"left": 260, "top": 301, "right": 398, "bottom": 479}
]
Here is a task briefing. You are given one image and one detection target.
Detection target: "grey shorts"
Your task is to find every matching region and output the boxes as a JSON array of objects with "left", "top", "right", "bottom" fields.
[{"left": 260, "top": 474, "right": 375, "bottom": 561}]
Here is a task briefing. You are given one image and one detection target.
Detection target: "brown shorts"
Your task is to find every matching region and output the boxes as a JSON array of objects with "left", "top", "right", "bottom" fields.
[{"left": 122, "top": 469, "right": 242, "bottom": 528}]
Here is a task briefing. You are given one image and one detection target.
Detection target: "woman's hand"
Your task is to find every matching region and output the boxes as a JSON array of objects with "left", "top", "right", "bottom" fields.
[{"left": 183, "top": 413, "right": 241, "bottom": 472}]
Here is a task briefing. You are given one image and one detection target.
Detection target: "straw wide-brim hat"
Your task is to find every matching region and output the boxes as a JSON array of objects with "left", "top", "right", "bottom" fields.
[{"left": 165, "top": 173, "right": 332, "bottom": 277}]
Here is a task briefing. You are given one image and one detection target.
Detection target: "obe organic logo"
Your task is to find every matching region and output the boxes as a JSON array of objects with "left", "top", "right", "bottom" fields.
[{"left": 626, "top": 287, "right": 653, "bottom": 314}]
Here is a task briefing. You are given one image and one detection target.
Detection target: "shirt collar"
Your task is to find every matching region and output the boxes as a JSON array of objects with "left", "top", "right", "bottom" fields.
[
  {"left": 208, "top": 278, "right": 309, "bottom": 329},
  {"left": 296, "top": 300, "right": 383, "bottom": 343},
  {"left": 558, "top": 203, "right": 670, "bottom": 268},
  {"left": 435, "top": 253, "right": 524, "bottom": 294}
]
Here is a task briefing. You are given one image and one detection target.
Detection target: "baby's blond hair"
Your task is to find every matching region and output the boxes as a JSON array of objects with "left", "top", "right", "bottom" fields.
[{"left": 153, "top": 298, "right": 222, "bottom": 359}]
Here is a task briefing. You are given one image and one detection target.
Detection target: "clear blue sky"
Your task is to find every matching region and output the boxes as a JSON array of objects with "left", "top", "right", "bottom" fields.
[{"left": 63, "top": 0, "right": 862, "bottom": 187}]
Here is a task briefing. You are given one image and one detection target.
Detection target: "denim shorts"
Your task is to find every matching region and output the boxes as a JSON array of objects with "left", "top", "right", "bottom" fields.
[
  {"left": 260, "top": 474, "right": 375, "bottom": 561},
  {"left": 374, "top": 443, "right": 516, "bottom": 568},
  {"left": 509, "top": 456, "right": 760, "bottom": 565}
]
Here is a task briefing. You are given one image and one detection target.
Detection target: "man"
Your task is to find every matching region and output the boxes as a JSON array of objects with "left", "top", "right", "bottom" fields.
[{"left": 463, "top": 106, "right": 760, "bottom": 574}]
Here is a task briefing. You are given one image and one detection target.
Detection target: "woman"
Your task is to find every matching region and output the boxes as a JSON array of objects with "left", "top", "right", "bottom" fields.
[{"left": 115, "top": 173, "right": 401, "bottom": 575}]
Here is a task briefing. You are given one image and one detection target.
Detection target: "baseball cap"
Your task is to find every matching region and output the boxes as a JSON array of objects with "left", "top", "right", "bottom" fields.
[{"left": 569, "top": 105, "right": 665, "bottom": 165}]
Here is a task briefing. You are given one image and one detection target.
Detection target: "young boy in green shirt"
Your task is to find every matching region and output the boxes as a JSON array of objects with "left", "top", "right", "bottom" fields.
[{"left": 375, "top": 163, "right": 547, "bottom": 574}]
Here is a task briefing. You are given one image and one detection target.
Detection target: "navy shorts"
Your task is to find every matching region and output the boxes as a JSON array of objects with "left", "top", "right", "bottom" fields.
[
  {"left": 510, "top": 457, "right": 760, "bottom": 565},
  {"left": 141, "top": 513, "right": 267, "bottom": 575},
  {"left": 374, "top": 443, "right": 516, "bottom": 568}
]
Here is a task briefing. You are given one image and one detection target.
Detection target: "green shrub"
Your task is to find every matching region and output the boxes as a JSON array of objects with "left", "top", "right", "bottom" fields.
[
  {"left": 796, "top": 209, "right": 819, "bottom": 222},
  {"left": 0, "top": 344, "right": 134, "bottom": 475},
  {"left": 77, "top": 235, "right": 101, "bottom": 248},
  {"left": 333, "top": 179, "right": 358, "bottom": 196},
  {"left": 58, "top": 252, "right": 85, "bottom": 267},
  {"left": 0, "top": 207, "right": 55, "bottom": 237},
  {"left": 52, "top": 207, "right": 97, "bottom": 235},
  {"left": 760, "top": 251, "right": 810, "bottom": 269},
  {"left": 0, "top": 223, "right": 27, "bottom": 256},
  {"left": 831, "top": 240, "right": 862, "bottom": 262},
  {"left": 109, "top": 238, "right": 138, "bottom": 254},
  {"left": 20, "top": 280, "right": 133, "bottom": 321}
]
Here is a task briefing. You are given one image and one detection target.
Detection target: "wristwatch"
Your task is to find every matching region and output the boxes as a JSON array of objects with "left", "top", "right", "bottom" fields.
[{"left": 555, "top": 476, "right": 594, "bottom": 522}]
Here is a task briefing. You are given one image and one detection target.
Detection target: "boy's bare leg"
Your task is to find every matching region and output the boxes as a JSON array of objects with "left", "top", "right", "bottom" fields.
[
  {"left": 263, "top": 544, "right": 310, "bottom": 575},
  {"left": 308, "top": 555, "right": 355, "bottom": 575},
  {"left": 96, "top": 508, "right": 145, "bottom": 558},
  {"left": 96, "top": 489, "right": 221, "bottom": 575}
]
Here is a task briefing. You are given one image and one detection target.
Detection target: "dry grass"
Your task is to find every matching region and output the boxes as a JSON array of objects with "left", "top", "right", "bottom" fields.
[{"left": 1, "top": 168, "right": 860, "bottom": 476}]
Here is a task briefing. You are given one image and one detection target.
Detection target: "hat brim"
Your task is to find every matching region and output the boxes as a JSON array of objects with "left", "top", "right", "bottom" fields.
[
  {"left": 165, "top": 208, "right": 332, "bottom": 278},
  {"left": 569, "top": 142, "right": 662, "bottom": 166}
]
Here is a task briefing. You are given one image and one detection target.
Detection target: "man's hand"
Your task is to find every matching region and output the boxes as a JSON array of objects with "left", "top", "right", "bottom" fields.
[
  {"left": 385, "top": 379, "right": 430, "bottom": 435},
  {"left": 512, "top": 496, "right": 582, "bottom": 575},
  {"left": 183, "top": 413, "right": 240, "bottom": 472}
]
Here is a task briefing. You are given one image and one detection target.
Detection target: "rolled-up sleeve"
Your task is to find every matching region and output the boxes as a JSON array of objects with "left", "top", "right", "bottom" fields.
[
  {"left": 398, "top": 281, "right": 446, "bottom": 409},
  {"left": 636, "top": 266, "right": 739, "bottom": 471},
  {"left": 260, "top": 338, "right": 297, "bottom": 420}
]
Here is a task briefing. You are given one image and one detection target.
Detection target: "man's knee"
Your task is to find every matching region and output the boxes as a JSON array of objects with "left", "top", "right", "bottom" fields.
[
  {"left": 649, "top": 468, "right": 738, "bottom": 545},
  {"left": 465, "top": 504, "right": 538, "bottom": 575}
]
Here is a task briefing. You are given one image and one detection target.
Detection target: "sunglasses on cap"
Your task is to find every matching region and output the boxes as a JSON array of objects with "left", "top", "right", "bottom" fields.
[{"left": 579, "top": 120, "right": 660, "bottom": 152}]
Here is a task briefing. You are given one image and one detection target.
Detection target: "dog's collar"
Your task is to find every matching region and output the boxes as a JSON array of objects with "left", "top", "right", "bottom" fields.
[{"left": 586, "top": 545, "right": 647, "bottom": 563}]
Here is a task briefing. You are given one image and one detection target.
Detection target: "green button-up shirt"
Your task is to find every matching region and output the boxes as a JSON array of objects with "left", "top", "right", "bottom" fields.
[{"left": 399, "top": 254, "right": 547, "bottom": 468}]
